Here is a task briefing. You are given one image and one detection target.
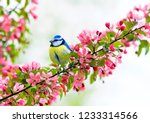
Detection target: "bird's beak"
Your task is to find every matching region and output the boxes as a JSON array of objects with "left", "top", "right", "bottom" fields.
[{"left": 49, "top": 39, "right": 54, "bottom": 43}]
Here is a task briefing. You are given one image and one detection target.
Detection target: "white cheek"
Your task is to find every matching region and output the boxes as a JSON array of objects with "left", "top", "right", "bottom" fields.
[{"left": 53, "top": 41, "right": 62, "bottom": 46}]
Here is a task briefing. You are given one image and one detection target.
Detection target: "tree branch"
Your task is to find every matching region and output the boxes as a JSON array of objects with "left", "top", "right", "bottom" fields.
[{"left": 0, "top": 25, "right": 145, "bottom": 103}]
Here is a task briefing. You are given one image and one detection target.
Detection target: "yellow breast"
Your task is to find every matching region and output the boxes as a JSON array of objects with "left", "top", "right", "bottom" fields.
[{"left": 49, "top": 45, "right": 71, "bottom": 65}]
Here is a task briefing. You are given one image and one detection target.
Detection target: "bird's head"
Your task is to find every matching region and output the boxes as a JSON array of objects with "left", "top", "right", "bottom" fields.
[{"left": 49, "top": 35, "right": 65, "bottom": 47}]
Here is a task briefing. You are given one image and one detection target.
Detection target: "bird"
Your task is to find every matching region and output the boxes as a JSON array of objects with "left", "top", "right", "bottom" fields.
[{"left": 49, "top": 35, "right": 72, "bottom": 66}]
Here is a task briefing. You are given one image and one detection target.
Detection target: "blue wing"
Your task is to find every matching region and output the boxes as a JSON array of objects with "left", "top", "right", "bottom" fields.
[{"left": 63, "top": 39, "right": 72, "bottom": 51}]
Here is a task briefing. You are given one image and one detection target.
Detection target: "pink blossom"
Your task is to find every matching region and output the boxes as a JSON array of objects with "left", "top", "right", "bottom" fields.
[
  {"left": 78, "top": 30, "right": 101, "bottom": 46},
  {"left": 21, "top": 61, "right": 40, "bottom": 72},
  {"left": 39, "top": 98, "right": 47, "bottom": 105},
  {"left": 109, "top": 44, "right": 116, "bottom": 51},
  {"left": 41, "top": 72, "right": 58, "bottom": 84},
  {"left": 105, "top": 59, "right": 116, "bottom": 69},
  {"left": 10, "top": 28, "right": 21, "bottom": 40},
  {"left": 78, "top": 48, "right": 92, "bottom": 64},
  {"left": 32, "top": 0, "right": 38, "bottom": 4},
  {"left": 30, "top": 7, "right": 38, "bottom": 20},
  {"left": 72, "top": 73, "right": 85, "bottom": 91},
  {"left": 47, "top": 96, "right": 57, "bottom": 105},
  {"left": 17, "top": 99, "right": 27, "bottom": 106},
  {"left": 31, "top": 61, "right": 40, "bottom": 70},
  {"left": 105, "top": 22, "right": 110, "bottom": 29},
  {"left": 0, "top": 15, "right": 12, "bottom": 32},
  {"left": 0, "top": 76, "right": 9, "bottom": 91},
  {"left": 61, "top": 75, "right": 68, "bottom": 84},
  {"left": 18, "top": 18, "right": 26, "bottom": 31},
  {"left": 13, "top": 83, "right": 24, "bottom": 92},
  {"left": 26, "top": 72, "right": 41, "bottom": 86}
]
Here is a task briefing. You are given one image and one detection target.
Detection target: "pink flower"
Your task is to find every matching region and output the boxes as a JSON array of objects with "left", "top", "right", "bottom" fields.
[
  {"left": 10, "top": 28, "right": 21, "bottom": 40},
  {"left": 72, "top": 73, "right": 85, "bottom": 91},
  {"left": 105, "top": 59, "right": 116, "bottom": 69},
  {"left": 30, "top": 7, "right": 38, "bottom": 20},
  {"left": 109, "top": 44, "right": 116, "bottom": 51},
  {"left": 145, "top": 23, "right": 150, "bottom": 30},
  {"left": 39, "top": 98, "right": 47, "bottom": 105},
  {"left": 105, "top": 22, "right": 110, "bottom": 29},
  {"left": 41, "top": 72, "right": 57, "bottom": 85},
  {"left": 32, "top": 0, "right": 38, "bottom": 4},
  {"left": 31, "top": 61, "right": 40, "bottom": 70},
  {"left": 0, "top": 76, "right": 9, "bottom": 91},
  {"left": 18, "top": 18, "right": 26, "bottom": 32},
  {"left": 21, "top": 61, "right": 40, "bottom": 72},
  {"left": 17, "top": 99, "right": 27, "bottom": 106},
  {"left": 47, "top": 96, "right": 57, "bottom": 105},
  {"left": 13, "top": 83, "right": 24, "bottom": 92},
  {"left": 78, "top": 48, "right": 92, "bottom": 64},
  {"left": 26, "top": 72, "right": 41, "bottom": 86},
  {"left": 78, "top": 30, "right": 101, "bottom": 46},
  {"left": 116, "top": 20, "right": 126, "bottom": 31},
  {"left": 61, "top": 75, "right": 68, "bottom": 84},
  {"left": 0, "top": 15, "right": 12, "bottom": 32}
]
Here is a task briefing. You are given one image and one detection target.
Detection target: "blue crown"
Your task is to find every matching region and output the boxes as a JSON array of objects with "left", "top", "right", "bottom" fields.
[{"left": 54, "top": 35, "right": 61, "bottom": 39}]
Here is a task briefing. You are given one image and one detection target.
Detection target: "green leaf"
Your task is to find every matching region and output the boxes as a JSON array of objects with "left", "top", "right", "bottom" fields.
[
  {"left": 90, "top": 71, "right": 98, "bottom": 84},
  {"left": 136, "top": 30, "right": 146, "bottom": 36},
  {"left": 6, "top": 0, "right": 10, "bottom": 6},
  {"left": 124, "top": 21, "right": 135, "bottom": 29},
  {"left": 126, "top": 33, "right": 135, "bottom": 41},
  {"left": 106, "top": 32, "right": 115, "bottom": 42},
  {"left": 90, "top": 60, "right": 96, "bottom": 67},
  {"left": 97, "top": 58, "right": 105, "bottom": 67},
  {"left": 146, "top": 16, "right": 150, "bottom": 23},
  {"left": 98, "top": 41, "right": 106, "bottom": 46},
  {"left": 70, "top": 52, "right": 79, "bottom": 58},
  {"left": 98, "top": 50, "right": 105, "bottom": 56},
  {"left": 87, "top": 43, "right": 94, "bottom": 52},
  {"left": 67, "top": 76, "right": 74, "bottom": 91},
  {"left": 0, "top": 6, "right": 4, "bottom": 15},
  {"left": 137, "top": 40, "right": 150, "bottom": 56},
  {"left": 27, "top": 96, "right": 32, "bottom": 105},
  {"left": 120, "top": 30, "right": 128, "bottom": 38},
  {"left": 60, "top": 89, "right": 63, "bottom": 100},
  {"left": 106, "top": 31, "right": 115, "bottom": 38},
  {"left": 113, "top": 41, "right": 124, "bottom": 49},
  {"left": 30, "top": 87, "right": 37, "bottom": 94},
  {"left": 103, "top": 43, "right": 109, "bottom": 52},
  {"left": 16, "top": 0, "right": 21, "bottom": 3},
  {"left": 23, "top": 0, "right": 29, "bottom": 9}
]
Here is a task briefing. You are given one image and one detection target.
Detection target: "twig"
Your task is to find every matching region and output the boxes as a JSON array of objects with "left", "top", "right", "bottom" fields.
[{"left": 0, "top": 25, "right": 145, "bottom": 103}]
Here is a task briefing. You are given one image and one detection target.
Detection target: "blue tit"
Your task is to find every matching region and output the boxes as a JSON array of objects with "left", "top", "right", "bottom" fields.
[{"left": 49, "top": 35, "right": 72, "bottom": 66}]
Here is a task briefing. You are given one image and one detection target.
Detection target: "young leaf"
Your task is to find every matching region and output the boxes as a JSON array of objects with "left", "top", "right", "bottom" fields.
[
  {"left": 126, "top": 33, "right": 135, "bottom": 41},
  {"left": 90, "top": 71, "right": 98, "bottom": 84},
  {"left": 27, "top": 96, "right": 32, "bottom": 105},
  {"left": 88, "top": 43, "right": 94, "bottom": 52},
  {"left": 136, "top": 29, "right": 147, "bottom": 36},
  {"left": 98, "top": 50, "right": 105, "bottom": 56},
  {"left": 137, "top": 40, "right": 150, "bottom": 56},
  {"left": 113, "top": 41, "right": 124, "bottom": 49},
  {"left": 16, "top": 0, "right": 21, "bottom": 3},
  {"left": 97, "top": 58, "right": 105, "bottom": 67},
  {"left": 23, "top": 0, "right": 29, "bottom": 9},
  {"left": 7, "top": 0, "right": 10, "bottom": 6},
  {"left": 67, "top": 76, "right": 74, "bottom": 91},
  {"left": 146, "top": 16, "right": 150, "bottom": 23},
  {"left": 59, "top": 89, "right": 63, "bottom": 100}
]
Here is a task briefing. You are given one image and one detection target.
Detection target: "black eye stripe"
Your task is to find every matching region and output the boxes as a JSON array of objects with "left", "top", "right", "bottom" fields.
[{"left": 54, "top": 39, "right": 63, "bottom": 42}]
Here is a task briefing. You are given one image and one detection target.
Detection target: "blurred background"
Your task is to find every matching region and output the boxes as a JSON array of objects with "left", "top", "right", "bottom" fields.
[{"left": 17, "top": 0, "right": 150, "bottom": 106}]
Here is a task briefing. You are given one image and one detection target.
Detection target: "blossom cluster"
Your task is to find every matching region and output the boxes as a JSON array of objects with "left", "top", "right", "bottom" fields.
[
  {"left": 0, "top": 0, "right": 38, "bottom": 63},
  {"left": 0, "top": 3, "right": 150, "bottom": 106}
]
